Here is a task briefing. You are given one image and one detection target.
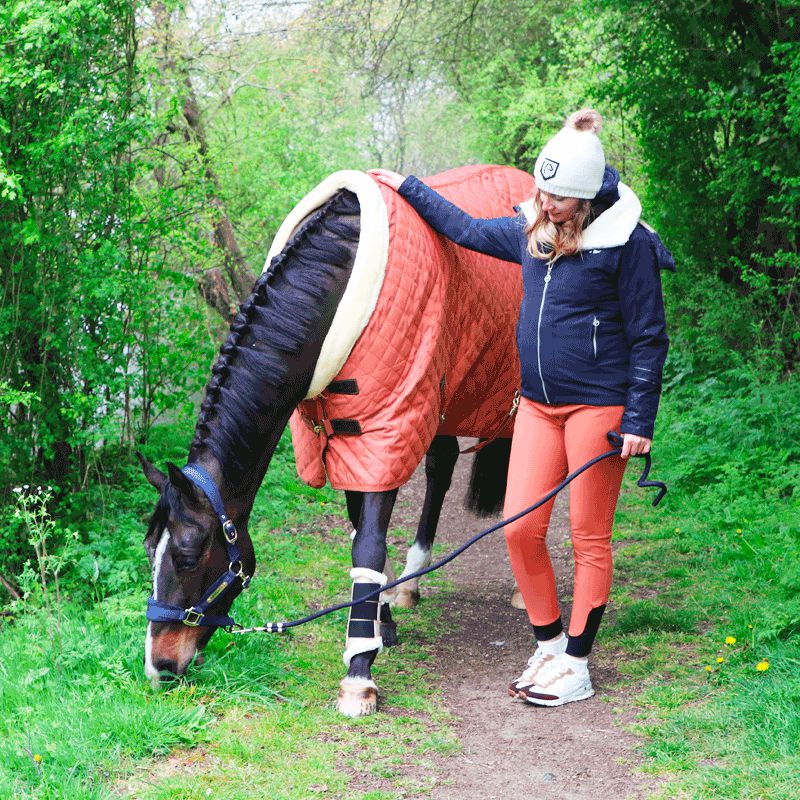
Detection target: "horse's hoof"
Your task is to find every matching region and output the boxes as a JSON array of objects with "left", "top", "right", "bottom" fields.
[
  {"left": 391, "top": 588, "right": 420, "bottom": 609},
  {"left": 381, "top": 622, "right": 399, "bottom": 647},
  {"left": 510, "top": 588, "right": 526, "bottom": 610},
  {"left": 337, "top": 678, "right": 378, "bottom": 717}
]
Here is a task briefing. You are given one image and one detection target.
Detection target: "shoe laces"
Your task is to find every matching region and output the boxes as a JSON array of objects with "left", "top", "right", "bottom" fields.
[{"left": 532, "top": 656, "right": 573, "bottom": 687}]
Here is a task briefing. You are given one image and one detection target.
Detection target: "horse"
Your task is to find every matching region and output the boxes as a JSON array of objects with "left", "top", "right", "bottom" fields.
[{"left": 139, "top": 166, "right": 533, "bottom": 717}]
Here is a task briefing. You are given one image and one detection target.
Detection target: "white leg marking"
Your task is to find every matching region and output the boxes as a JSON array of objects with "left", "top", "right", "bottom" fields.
[
  {"left": 145, "top": 529, "right": 170, "bottom": 686},
  {"left": 401, "top": 542, "right": 432, "bottom": 577},
  {"left": 393, "top": 543, "right": 431, "bottom": 608}
]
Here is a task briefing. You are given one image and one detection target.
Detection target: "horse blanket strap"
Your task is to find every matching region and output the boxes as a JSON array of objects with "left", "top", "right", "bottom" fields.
[
  {"left": 343, "top": 567, "right": 386, "bottom": 667},
  {"left": 327, "top": 379, "right": 359, "bottom": 395},
  {"left": 286, "top": 165, "right": 530, "bottom": 493},
  {"left": 299, "top": 395, "right": 363, "bottom": 438},
  {"left": 145, "top": 463, "right": 250, "bottom": 629},
  {"left": 459, "top": 390, "right": 520, "bottom": 455}
]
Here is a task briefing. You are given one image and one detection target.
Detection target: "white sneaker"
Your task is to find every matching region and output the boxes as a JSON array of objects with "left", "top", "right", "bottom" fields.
[
  {"left": 508, "top": 636, "right": 567, "bottom": 698},
  {"left": 522, "top": 653, "right": 594, "bottom": 706}
]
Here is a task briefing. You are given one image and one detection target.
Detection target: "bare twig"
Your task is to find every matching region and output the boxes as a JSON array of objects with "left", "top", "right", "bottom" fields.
[{"left": 0, "top": 574, "right": 21, "bottom": 601}]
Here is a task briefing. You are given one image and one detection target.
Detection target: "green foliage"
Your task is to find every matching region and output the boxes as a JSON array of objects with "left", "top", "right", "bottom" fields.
[
  {"left": 0, "top": 0, "right": 216, "bottom": 503},
  {"left": 610, "top": 369, "right": 800, "bottom": 796},
  {"left": 595, "top": 0, "right": 800, "bottom": 373}
]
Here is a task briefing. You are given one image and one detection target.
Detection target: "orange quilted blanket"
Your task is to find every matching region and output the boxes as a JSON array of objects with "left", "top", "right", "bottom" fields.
[{"left": 272, "top": 165, "right": 533, "bottom": 492}]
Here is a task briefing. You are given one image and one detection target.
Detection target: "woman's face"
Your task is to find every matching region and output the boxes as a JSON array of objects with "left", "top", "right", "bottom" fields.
[{"left": 539, "top": 190, "right": 582, "bottom": 225}]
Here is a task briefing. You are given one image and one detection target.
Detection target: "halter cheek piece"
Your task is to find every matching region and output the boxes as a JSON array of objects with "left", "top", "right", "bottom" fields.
[{"left": 146, "top": 464, "right": 250, "bottom": 631}]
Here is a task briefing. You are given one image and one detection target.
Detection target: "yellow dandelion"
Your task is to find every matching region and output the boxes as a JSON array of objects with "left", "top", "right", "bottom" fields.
[
  {"left": 747, "top": 624, "right": 753, "bottom": 629},
  {"left": 704, "top": 665, "right": 713, "bottom": 672},
  {"left": 33, "top": 754, "right": 42, "bottom": 764},
  {"left": 716, "top": 657, "right": 724, "bottom": 664},
  {"left": 736, "top": 528, "right": 742, "bottom": 533},
  {"left": 674, "top": 527, "right": 681, "bottom": 534},
  {"left": 756, "top": 660, "right": 769, "bottom": 672},
  {"left": 725, "top": 636, "right": 736, "bottom": 645}
]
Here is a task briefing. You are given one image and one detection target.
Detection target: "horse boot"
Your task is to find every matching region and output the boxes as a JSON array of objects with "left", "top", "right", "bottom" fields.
[{"left": 337, "top": 567, "right": 387, "bottom": 717}]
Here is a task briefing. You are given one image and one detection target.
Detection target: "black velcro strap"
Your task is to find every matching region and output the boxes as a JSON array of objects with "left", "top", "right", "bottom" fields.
[
  {"left": 327, "top": 379, "right": 359, "bottom": 395},
  {"left": 352, "top": 582, "right": 381, "bottom": 601},
  {"left": 351, "top": 600, "right": 378, "bottom": 620},
  {"left": 348, "top": 620, "right": 376, "bottom": 638},
  {"left": 330, "top": 419, "right": 362, "bottom": 436}
]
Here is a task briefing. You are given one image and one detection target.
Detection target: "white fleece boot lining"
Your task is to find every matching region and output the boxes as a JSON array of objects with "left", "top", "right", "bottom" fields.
[{"left": 263, "top": 170, "right": 390, "bottom": 399}]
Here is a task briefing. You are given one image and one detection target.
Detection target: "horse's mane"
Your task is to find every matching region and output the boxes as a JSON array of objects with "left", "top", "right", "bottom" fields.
[{"left": 188, "top": 189, "right": 360, "bottom": 480}]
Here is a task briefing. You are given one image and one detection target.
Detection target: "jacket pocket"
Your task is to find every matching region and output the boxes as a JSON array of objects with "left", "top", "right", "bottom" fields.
[{"left": 592, "top": 316, "right": 600, "bottom": 359}]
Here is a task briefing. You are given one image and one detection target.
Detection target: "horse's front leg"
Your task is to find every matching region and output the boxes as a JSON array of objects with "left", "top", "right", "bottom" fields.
[
  {"left": 337, "top": 489, "right": 397, "bottom": 717},
  {"left": 393, "top": 435, "right": 459, "bottom": 609}
]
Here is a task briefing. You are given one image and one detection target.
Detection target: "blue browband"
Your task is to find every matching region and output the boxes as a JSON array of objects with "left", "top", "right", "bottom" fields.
[{"left": 146, "top": 463, "right": 250, "bottom": 630}]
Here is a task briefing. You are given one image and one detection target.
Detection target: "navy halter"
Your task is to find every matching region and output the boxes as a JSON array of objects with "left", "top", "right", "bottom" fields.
[{"left": 146, "top": 463, "right": 250, "bottom": 630}]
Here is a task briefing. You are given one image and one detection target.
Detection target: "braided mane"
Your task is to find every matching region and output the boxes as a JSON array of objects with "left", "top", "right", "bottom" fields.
[{"left": 188, "top": 189, "right": 360, "bottom": 480}]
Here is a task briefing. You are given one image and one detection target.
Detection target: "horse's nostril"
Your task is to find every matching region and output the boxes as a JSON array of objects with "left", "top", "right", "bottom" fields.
[{"left": 154, "top": 659, "right": 180, "bottom": 678}]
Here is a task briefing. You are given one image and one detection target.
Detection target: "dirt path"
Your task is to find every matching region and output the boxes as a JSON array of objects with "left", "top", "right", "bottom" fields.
[{"left": 389, "top": 443, "right": 655, "bottom": 800}]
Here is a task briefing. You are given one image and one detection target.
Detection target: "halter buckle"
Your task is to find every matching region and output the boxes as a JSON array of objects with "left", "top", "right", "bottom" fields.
[
  {"left": 222, "top": 519, "right": 238, "bottom": 543},
  {"left": 183, "top": 608, "right": 204, "bottom": 627}
]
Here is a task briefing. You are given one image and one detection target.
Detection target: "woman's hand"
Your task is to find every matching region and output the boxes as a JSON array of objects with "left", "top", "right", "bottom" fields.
[
  {"left": 368, "top": 168, "right": 406, "bottom": 190},
  {"left": 621, "top": 433, "right": 651, "bottom": 459}
]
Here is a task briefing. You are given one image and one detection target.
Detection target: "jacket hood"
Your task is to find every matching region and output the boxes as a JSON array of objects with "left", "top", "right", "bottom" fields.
[{"left": 595, "top": 165, "right": 620, "bottom": 204}]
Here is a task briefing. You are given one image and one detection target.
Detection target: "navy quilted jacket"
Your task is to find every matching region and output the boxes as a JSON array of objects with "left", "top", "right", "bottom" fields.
[{"left": 397, "top": 168, "right": 675, "bottom": 439}]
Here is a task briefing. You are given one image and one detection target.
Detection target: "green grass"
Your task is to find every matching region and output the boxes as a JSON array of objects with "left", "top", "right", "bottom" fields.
[
  {"left": 0, "top": 428, "right": 458, "bottom": 799},
  {"left": 602, "top": 370, "right": 800, "bottom": 799},
  {"left": 4, "top": 370, "right": 799, "bottom": 798}
]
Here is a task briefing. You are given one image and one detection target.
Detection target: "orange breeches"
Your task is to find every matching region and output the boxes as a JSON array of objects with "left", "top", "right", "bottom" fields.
[{"left": 503, "top": 398, "right": 626, "bottom": 638}]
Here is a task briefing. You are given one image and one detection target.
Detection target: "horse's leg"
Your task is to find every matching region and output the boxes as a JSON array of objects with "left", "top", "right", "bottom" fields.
[
  {"left": 345, "top": 489, "right": 399, "bottom": 648},
  {"left": 393, "top": 435, "right": 460, "bottom": 609},
  {"left": 337, "top": 489, "right": 397, "bottom": 717}
]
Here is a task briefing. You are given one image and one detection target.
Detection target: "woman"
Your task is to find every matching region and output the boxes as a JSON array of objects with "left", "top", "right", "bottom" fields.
[{"left": 370, "top": 109, "right": 674, "bottom": 707}]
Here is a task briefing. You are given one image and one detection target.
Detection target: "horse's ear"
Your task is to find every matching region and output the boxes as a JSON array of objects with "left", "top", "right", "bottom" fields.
[
  {"left": 165, "top": 462, "right": 202, "bottom": 506},
  {"left": 137, "top": 452, "right": 167, "bottom": 492}
]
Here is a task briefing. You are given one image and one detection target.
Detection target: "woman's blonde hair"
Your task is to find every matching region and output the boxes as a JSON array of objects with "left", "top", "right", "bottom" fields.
[{"left": 524, "top": 193, "right": 592, "bottom": 261}]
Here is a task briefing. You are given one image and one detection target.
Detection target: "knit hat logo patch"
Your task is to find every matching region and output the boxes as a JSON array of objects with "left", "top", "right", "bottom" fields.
[{"left": 540, "top": 158, "right": 559, "bottom": 181}]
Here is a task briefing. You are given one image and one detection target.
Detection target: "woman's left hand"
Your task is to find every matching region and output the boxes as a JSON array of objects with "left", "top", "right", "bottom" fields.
[{"left": 621, "top": 433, "right": 652, "bottom": 459}]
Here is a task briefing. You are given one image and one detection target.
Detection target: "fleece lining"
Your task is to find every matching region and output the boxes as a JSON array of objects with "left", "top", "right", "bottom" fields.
[{"left": 264, "top": 170, "right": 389, "bottom": 399}]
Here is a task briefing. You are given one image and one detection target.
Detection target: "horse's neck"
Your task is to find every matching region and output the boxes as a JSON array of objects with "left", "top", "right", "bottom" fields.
[{"left": 188, "top": 192, "right": 361, "bottom": 516}]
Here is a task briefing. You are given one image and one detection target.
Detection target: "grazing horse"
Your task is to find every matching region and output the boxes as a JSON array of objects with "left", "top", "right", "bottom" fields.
[{"left": 139, "top": 166, "right": 532, "bottom": 716}]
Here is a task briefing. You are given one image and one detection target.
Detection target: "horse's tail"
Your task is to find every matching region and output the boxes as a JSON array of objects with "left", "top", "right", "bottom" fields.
[{"left": 464, "top": 438, "right": 512, "bottom": 516}]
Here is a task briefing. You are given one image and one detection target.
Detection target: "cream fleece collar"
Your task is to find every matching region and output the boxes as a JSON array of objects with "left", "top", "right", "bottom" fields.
[{"left": 519, "top": 181, "right": 642, "bottom": 250}]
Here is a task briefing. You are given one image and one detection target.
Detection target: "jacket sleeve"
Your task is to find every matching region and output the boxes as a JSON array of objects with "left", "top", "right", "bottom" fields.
[
  {"left": 618, "top": 232, "right": 670, "bottom": 439},
  {"left": 397, "top": 175, "right": 525, "bottom": 264}
]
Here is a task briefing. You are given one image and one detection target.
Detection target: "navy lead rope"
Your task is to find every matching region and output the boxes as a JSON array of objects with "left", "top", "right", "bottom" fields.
[{"left": 229, "top": 431, "right": 667, "bottom": 635}]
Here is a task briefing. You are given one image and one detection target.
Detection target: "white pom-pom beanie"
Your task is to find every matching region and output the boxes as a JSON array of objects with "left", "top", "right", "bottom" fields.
[{"left": 534, "top": 109, "right": 605, "bottom": 199}]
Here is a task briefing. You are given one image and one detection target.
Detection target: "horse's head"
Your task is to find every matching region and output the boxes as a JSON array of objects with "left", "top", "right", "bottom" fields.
[{"left": 138, "top": 454, "right": 253, "bottom": 686}]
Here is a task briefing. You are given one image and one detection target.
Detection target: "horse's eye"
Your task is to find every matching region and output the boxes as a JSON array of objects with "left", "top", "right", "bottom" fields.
[{"left": 174, "top": 547, "right": 201, "bottom": 572}]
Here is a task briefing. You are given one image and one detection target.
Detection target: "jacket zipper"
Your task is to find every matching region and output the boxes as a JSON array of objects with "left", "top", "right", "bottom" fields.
[
  {"left": 592, "top": 316, "right": 600, "bottom": 359},
  {"left": 536, "top": 260, "right": 554, "bottom": 403}
]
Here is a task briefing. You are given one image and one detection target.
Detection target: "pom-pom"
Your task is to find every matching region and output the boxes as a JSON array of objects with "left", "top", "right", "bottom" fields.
[{"left": 566, "top": 108, "right": 603, "bottom": 134}]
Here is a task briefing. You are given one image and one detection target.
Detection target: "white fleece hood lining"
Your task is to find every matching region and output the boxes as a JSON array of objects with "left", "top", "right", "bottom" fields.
[
  {"left": 264, "top": 170, "right": 389, "bottom": 399},
  {"left": 519, "top": 181, "right": 642, "bottom": 251}
]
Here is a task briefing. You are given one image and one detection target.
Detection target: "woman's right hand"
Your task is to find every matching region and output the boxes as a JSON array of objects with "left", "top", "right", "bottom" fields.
[{"left": 368, "top": 168, "right": 406, "bottom": 190}]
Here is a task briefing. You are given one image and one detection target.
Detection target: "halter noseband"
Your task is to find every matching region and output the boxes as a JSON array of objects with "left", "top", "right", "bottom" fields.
[{"left": 145, "top": 463, "right": 250, "bottom": 630}]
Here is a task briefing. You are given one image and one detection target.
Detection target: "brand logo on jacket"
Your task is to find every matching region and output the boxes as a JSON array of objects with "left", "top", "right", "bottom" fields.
[{"left": 540, "top": 159, "right": 559, "bottom": 181}]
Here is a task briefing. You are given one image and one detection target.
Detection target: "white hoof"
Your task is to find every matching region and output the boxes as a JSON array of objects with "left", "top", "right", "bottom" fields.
[
  {"left": 336, "top": 678, "right": 378, "bottom": 717},
  {"left": 391, "top": 587, "right": 420, "bottom": 609},
  {"left": 510, "top": 587, "right": 526, "bottom": 610}
]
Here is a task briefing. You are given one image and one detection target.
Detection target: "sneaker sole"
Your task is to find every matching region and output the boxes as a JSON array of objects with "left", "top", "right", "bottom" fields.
[{"left": 523, "top": 685, "right": 595, "bottom": 707}]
